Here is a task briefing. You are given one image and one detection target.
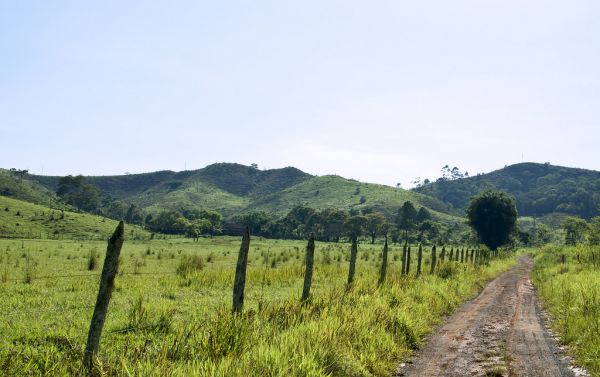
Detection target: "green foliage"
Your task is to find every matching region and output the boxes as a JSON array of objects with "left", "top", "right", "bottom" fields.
[
  {"left": 396, "top": 201, "right": 418, "bottom": 239},
  {"left": 416, "top": 207, "right": 432, "bottom": 223},
  {"left": 365, "top": 212, "right": 387, "bottom": 244},
  {"left": 0, "top": 169, "right": 64, "bottom": 209},
  {"left": 345, "top": 215, "right": 368, "bottom": 241},
  {"left": 416, "top": 162, "right": 600, "bottom": 219},
  {"left": 56, "top": 175, "right": 103, "bottom": 212},
  {"left": 589, "top": 217, "right": 600, "bottom": 245},
  {"left": 561, "top": 216, "right": 590, "bottom": 245},
  {"left": 467, "top": 190, "right": 518, "bottom": 250}
]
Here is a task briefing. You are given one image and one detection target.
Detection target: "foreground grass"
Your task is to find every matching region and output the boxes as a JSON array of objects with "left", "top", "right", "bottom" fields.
[
  {"left": 532, "top": 244, "right": 600, "bottom": 376},
  {"left": 0, "top": 237, "right": 516, "bottom": 376}
]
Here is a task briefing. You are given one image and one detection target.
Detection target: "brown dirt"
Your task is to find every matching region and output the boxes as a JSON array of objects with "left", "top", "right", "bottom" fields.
[{"left": 397, "top": 256, "right": 585, "bottom": 377}]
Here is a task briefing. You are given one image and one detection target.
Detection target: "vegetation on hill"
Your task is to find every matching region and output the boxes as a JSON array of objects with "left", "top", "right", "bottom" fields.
[
  {"left": 0, "top": 169, "right": 65, "bottom": 209},
  {"left": 0, "top": 196, "right": 149, "bottom": 240},
  {"left": 19, "top": 163, "right": 461, "bottom": 231},
  {"left": 415, "top": 162, "right": 600, "bottom": 219}
]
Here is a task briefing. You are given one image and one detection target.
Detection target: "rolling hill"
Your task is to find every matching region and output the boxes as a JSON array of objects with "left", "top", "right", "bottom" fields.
[
  {"left": 0, "top": 195, "right": 149, "bottom": 240},
  {"left": 414, "top": 162, "right": 600, "bottom": 219},
  {"left": 17, "top": 163, "right": 457, "bottom": 222}
]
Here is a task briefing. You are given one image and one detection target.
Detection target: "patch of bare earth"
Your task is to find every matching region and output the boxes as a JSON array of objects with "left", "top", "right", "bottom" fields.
[{"left": 397, "top": 257, "right": 587, "bottom": 377}]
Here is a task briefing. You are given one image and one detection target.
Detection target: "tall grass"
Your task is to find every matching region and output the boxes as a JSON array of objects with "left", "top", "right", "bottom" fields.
[
  {"left": 532, "top": 244, "right": 600, "bottom": 375},
  {"left": 0, "top": 237, "right": 516, "bottom": 376}
]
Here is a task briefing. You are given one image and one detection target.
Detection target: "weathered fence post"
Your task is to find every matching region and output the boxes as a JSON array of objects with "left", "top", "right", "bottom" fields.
[
  {"left": 401, "top": 242, "right": 407, "bottom": 275},
  {"left": 232, "top": 228, "right": 251, "bottom": 313},
  {"left": 456, "top": 247, "right": 460, "bottom": 262},
  {"left": 470, "top": 248, "right": 474, "bottom": 263},
  {"left": 406, "top": 245, "right": 411, "bottom": 274},
  {"left": 460, "top": 248, "right": 464, "bottom": 263},
  {"left": 449, "top": 247, "right": 454, "bottom": 262},
  {"left": 561, "top": 254, "right": 566, "bottom": 264},
  {"left": 378, "top": 237, "right": 389, "bottom": 286},
  {"left": 301, "top": 236, "right": 315, "bottom": 302},
  {"left": 347, "top": 238, "right": 358, "bottom": 285},
  {"left": 416, "top": 244, "right": 423, "bottom": 277},
  {"left": 440, "top": 246, "right": 446, "bottom": 262},
  {"left": 430, "top": 245, "right": 437, "bottom": 274},
  {"left": 84, "top": 221, "right": 125, "bottom": 369}
]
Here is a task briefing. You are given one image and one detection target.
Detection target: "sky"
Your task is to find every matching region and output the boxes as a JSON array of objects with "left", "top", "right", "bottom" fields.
[{"left": 1, "top": 1, "right": 599, "bottom": 187}]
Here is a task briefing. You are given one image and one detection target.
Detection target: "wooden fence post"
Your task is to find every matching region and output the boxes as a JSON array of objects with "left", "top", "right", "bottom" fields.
[
  {"left": 84, "top": 221, "right": 125, "bottom": 369},
  {"left": 430, "top": 245, "right": 437, "bottom": 274},
  {"left": 416, "top": 244, "right": 423, "bottom": 277},
  {"left": 406, "top": 245, "right": 411, "bottom": 274},
  {"left": 460, "top": 248, "right": 464, "bottom": 263},
  {"left": 378, "top": 237, "right": 388, "bottom": 286},
  {"left": 232, "top": 228, "right": 250, "bottom": 313},
  {"left": 449, "top": 247, "right": 454, "bottom": 262},
  {"left": 401, "top": 242, "right": 407, "bottom": 275},
  {"left": 470, "top": 248, "right": 475, "bottom": 263},
  {"left": 301, "top": 236, "right": 315, "bottom": 302},
  {"left": 347, "top": 238, "right": 358, "bottom": 285},
  {"left": 440, "top": 246, "right": 445, "bottom": 263}
]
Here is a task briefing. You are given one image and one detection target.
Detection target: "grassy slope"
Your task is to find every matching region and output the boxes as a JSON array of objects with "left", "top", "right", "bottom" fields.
[
  {"left": 532, "top": 245, "right": 600, "bottom": 375},
  {"left": 249, "top": 175, "right": 457, "bottom": 220},
  {"left": 24, "top": 163, "right": 462, "bottom": 224},
  {"left": 0, "top": 196, "right": 149, "bottom": 240},
  {"left": 0, "top": 237, "right": 517, "bottom": 376},
  {"left": 0, "top": 169, "right": 65, "bottom": 209}
]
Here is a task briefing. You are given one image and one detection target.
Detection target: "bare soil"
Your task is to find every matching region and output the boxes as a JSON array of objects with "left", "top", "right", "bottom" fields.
[{"left": 397, "top": 256, "right": 585, "bottom": 377}]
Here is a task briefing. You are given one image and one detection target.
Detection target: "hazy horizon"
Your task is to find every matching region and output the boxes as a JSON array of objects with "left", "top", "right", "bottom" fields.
[{"left": 2, "top": 1, "right": 599, "bottom": 187}]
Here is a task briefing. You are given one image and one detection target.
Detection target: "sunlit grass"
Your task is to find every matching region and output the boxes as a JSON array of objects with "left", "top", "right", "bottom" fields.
[
  {"left": 0, "top": 237, "right": 516, "bottom": 376},
  {"left": 532, "top": 244, "right": 600, "bottom": 375}
]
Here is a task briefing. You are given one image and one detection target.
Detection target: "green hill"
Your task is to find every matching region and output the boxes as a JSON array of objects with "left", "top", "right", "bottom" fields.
[
  {"left": 23, "top": 163, "right": 457, "bottom": 222},
  {"left": 247, "top": 175, "right": 456, "bottom": 220},
  {"left": 415, "top": 162, "right": 600, "bottom": 219},
  {"left": 0, "top": 196, "right": 149, "bottom": 240},
  {"left": 0, "top": 169, "right": 65, "bottom": 209}
]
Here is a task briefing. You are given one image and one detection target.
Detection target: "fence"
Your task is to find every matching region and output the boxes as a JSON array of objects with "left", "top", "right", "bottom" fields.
[{"left": 0, "top": 222, "right": 499, "bottom": 370}]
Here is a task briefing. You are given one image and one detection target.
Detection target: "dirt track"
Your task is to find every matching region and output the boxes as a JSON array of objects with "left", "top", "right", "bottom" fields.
[{"left": 398, "top": 257, "right": 584, "bottom": 377}]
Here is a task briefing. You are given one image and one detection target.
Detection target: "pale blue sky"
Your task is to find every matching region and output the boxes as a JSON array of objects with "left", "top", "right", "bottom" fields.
[{"left": 1, "top": 1, "right": 599, "bottom": 187}]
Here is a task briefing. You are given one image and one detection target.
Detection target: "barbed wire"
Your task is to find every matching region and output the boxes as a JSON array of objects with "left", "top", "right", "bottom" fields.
[{"left": 2, "top": 271, "right": 180, "bottom": 282}]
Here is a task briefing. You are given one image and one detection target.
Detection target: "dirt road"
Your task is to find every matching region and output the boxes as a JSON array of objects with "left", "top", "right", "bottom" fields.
[{"left": 398, "top": 257, "right": 584, "bottom": 377}]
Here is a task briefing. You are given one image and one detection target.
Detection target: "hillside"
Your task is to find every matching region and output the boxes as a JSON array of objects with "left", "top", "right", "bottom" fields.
[
  {"left": 22, "top": 163, "right": 457, "bottom": 221},
  {"left": 0, "top": 195, "right": 149, "bottom": 240},
  {"left": 0, "top": 169, "right": 65, "bottom": 209},
  {"left": 415, "top": 162, "right": 600, "bottom": 219}
]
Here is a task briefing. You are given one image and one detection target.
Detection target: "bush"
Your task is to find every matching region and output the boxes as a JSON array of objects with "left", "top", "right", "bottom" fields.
[{"left": 176, "top": 254, "right": 205, "bottom": 277}]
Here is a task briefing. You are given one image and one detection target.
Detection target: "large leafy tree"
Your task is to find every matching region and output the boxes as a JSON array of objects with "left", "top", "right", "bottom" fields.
[
  {"left": 561, "top": 216, "right": 589, "bottom": 245},
  {"left": 365, "top": 212, "right": 386, "bottom": 244},
  {"left": 345, "top": 215, "right": 367, "bottom": 242},
  {"left": 396, "top": 201, "right": 418, "bottom": 240},
  {"left": 57, "top": 175, "right": 102, "bottom": 212},
  {"left": 466, "top": 190, "right": 517, "bottom": 250}
]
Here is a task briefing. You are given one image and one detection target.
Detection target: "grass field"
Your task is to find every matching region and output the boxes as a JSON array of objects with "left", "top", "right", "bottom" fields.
[
  {"left": 532, "top": 245, "right": 600, "bottom": 375},
  {"left": 0, "top": 233, "right": 517, "bottom": 376},
  {"left": 0, "top": 196, "right": 150, "bottom": 240}
]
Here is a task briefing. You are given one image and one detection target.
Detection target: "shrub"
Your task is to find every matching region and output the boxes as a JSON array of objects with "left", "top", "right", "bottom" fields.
[{"left": 176, "top": 254, "right": 205, "bottom": 277}]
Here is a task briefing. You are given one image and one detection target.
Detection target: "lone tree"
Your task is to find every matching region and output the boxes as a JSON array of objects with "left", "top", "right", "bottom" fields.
[{"left": 466, "top": 190, "right": 517, "bottom": 250}]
